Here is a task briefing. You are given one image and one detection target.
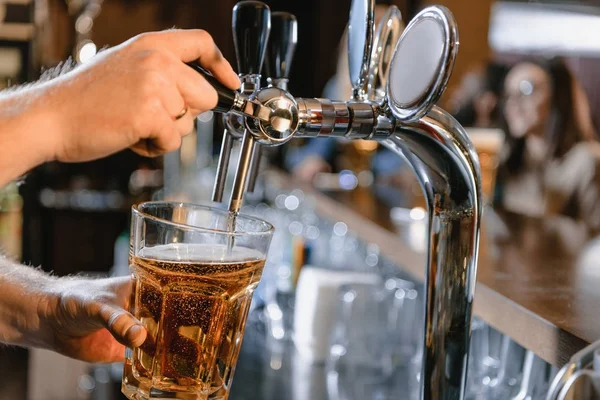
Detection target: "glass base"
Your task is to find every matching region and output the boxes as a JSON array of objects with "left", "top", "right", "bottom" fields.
[
  {"left": 122, "top": 380, "right": 226, "bottom": 400},
  {"left": 122, "top": 362, "right": 227, "bottom": 400}
]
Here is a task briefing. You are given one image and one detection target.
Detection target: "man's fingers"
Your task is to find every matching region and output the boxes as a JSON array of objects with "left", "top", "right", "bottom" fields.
[
  {"left": 151, "top": 70, "right": 190, "bottom": 124},
  {"left": 99, "top": 304, "right": 147, "bottom": 348},
  {"left": 130, "top": 110, "right": 181, "bottom": 157},
  {"left": 147, "top": 29, "right": 240, "bottom": 89},
  {"left": 173, "top": 61, "right": 220, "bottom": 113}
]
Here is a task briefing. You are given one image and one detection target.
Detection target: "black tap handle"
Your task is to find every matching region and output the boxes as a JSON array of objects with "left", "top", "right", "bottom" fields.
[
  {"left": 186, "top": 62, "right": 237, "bottom": 114},
  {"left": 232, "top": 1, "right": 271, "bottom": 74},
  {"left": 265, "top": 11, "right": 298, "bottom": 79}
]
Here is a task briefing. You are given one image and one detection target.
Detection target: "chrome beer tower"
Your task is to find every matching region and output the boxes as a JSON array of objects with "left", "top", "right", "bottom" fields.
[{"left": 199, "top": 1, "right": 483, "bottom": 399}]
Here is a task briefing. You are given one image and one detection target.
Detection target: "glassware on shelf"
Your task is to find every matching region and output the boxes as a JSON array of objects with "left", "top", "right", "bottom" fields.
[
  {"left": 467, "top": 317, "right": 503, "bottom": 399},
  {"left": 294, "top": 268, "right": 382, "bottom": 364},
  {"left": 326, "top": 278, "right": 421, "bottom": 399},
  {"left": 510, "top": 350, "right": 558, "bottom": 400},
  {"left": 389, "top": 206, "right": 427, "bottom": 253},
  {"left": 492, "top": 335, "right": 527, "bottom": 399}
]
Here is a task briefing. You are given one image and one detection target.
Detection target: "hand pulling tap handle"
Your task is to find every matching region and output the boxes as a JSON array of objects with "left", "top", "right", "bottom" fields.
[
  {"left": 186, "top": 62, "right": 237, "bottom": 114},
  {"left": 197, "top": 52, "right": 238, "bottom": 203},
  {"left": 187, "top": 62, "right": 272, "bottom": 121}
]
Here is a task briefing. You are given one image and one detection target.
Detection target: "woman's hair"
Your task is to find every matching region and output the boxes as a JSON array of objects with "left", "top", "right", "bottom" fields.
[
  {"left": 498, "top": 57, "right": 594, "bottom": 174},
  {"left": 494, "top": 57, "right": 596, "bottom": 204},
  {"left": 451, "top": 61, "right": 509, "bottom": 127}
]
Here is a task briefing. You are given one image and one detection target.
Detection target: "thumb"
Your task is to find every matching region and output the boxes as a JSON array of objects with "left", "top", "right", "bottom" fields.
[{"left": 98, "top": 304, "right": 147, "bottom": 348}]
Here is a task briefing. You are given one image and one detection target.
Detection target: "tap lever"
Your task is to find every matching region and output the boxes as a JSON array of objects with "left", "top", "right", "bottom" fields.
[
  {"left": 246, "top": 142, "right": 262, "bottom": 192},
  {"left": 265, "top": 11, "right": 298, "bottom": 89},
  {"left": 186, "top": 62, "right": 237, "bottom": 114},
  {"left": 187, "top": 62, "right": 271, "bottom": 122},
  {"left": 229, "top": 133, "right": 256, "bottom": 213},
  {"left": 348, "top": 0, "right": 376, "bottom": 101},
  {"left": 212, "top": 128, "right": 234, "bottom": 203},
  {"left": 232, "top": 1, "right": 271, "bottom": 75},
  {"left": 368, "top": 5, "right": 403, "bottom": 102}
]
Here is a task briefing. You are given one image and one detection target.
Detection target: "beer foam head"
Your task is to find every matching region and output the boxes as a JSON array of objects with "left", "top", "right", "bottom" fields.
[
  {"left": 139, "top": 243, "right": 264, "bottom": 263},
  {"left": 466, "top": 128, "right": 505, "bottom": 152}
]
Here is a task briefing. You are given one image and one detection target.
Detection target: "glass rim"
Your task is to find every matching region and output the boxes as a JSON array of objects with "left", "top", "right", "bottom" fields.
[{"left": 132, "top": 201, "right": 274, "bottom": 236}]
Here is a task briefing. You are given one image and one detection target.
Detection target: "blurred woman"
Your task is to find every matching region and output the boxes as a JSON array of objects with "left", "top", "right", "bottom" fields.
[
  {"left": 495, "top": 58, "right": 600, "bottom": 233},
  {"left": 450, "top": 62, "right": 509, "bottom": 129}
]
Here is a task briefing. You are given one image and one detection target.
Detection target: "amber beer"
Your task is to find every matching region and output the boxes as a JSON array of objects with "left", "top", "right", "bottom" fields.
[
  {"left": 466, "top": 128, "right": 505, "bottom": 202},
  {"left": 122, "top": 243, "right": 265, "bottom": 399}
]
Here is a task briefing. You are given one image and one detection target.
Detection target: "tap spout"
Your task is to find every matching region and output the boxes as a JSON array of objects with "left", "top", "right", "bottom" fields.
[{"left": 382, "top": 106, "right": 482, "bottom": 400}]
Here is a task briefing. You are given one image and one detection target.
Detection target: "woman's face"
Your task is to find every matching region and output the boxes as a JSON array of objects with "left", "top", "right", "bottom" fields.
[{"left": 503, "top": 63, "right": 552, "bottom": 138}]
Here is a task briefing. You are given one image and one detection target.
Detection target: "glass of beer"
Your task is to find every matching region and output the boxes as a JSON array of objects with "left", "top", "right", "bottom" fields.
[
  {"left": 466, "top": 128, "right": 505, "bottom": 203},
  {"left": 122, "top": 202, "right": 273, "bottom": 400}
]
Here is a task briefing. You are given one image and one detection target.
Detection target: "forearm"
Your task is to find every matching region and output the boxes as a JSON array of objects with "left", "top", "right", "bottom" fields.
[
  {"left": 0, "top": 86, "right": 58, "bottom": 187},
  {"left": 0, "top": 255, "right": 56, "bottom": 347}
]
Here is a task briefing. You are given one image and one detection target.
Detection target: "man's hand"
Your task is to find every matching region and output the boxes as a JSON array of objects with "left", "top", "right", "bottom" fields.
[
  {"left": 0, "top": 258, "right": 143, "bottom": 363},
  {"left": 0, "top": 29, "right": 239, "bottom": 186},
  {"left": 40, "top": 276, "right": 143, "bottom": 363},
  {"left": 45, "top": 29, "right": 239, "bottom": 161}
]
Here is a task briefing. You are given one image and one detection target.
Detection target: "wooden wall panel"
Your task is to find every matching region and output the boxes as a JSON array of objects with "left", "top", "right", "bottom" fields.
[{"left": 422, "top": 0, "right": 493, "bottom": 107}]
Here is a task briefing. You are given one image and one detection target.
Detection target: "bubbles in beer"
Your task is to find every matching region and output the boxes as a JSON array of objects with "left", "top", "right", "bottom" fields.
[{"left": 122, "top": 243, "right": 265, "bottom": 399}]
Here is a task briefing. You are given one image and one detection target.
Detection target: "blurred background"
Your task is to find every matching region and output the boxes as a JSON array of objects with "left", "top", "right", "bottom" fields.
[{"left": 1, "top": 0, "right": 600, "bottom": 399}]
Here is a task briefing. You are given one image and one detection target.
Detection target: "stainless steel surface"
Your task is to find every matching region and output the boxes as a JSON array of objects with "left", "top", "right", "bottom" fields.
[
  {"left": 246, "top": 142, "right": 262, "bottom": 193},
  {"left": 348, "top": 102, "right": 376, "bottom": 139},
  {"left": 382, "top": 107, "right": 481, "bottom": 400},
  {"left": 557, "top": 371, "right": 600, "bottom": 400},
  {"left": 547, "top": 339, "right": 600, "bottom": 400},
  {"left": 240, "top": 75, "right": 262, "bottom": 95},
  {"left": 214, "top": 0, "right": 270, "bottom": 204},
  {"left": 212, "top": 128, "right": 233, "bottom": 203},
  {"left": 211, "top": 3, "right": 481, "bottom": 399},
  {"left": 247, "top": 87, "right": 299, "bottom": 145},
  {"left": 229, "top": 132, "right": 255, "bottom": 213},
  {"left": 368, "top": 5, "right": 404, "bottom": 102},
  {"left": 239, "top": 96, "right": 272, "bottom": 122},
  {"left": 211, "top": 76, "right": 262, "bottom": 202},
  {"left": 386, "top": 6, "right": 458, "bottom": 123},
  {"left": 232, "top": 87, "right": 264, "bottom": 197},
  {"left": 348, "top": 0, "right": 375, "bottom": 101},
  {"left": 268, "top": 78, "right": 288, "bottom": 91},
  {"left": 230, "top": 0, "right": 270, "bottom": 196},
  {"left": 251, "top": 10, "right": 298, "bottom": 192}
]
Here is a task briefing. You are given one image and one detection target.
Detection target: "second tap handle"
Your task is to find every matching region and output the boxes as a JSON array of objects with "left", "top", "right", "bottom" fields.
[
  {"left": 232, "top": 1, "right": 271, "bottom": 75},
  {"left": 212, "top": 128, "right": 234, "bottom": 203},
  {"left": 246, "top": 142, "right": 262, "bottom": 193},
  {"left": 187, "top": 62, "right": 237, "bottom": 114},
  {"left": 265, "top": 12, "right": 298, "bottom": 80}
]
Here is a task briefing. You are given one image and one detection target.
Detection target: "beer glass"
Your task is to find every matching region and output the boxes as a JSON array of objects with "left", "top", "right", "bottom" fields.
[
  {"left": 122, "top": 202, "right": 273, "bottom": 400},
  {"left": 466, "top": 128, "right": 504, "bottom": 203}
]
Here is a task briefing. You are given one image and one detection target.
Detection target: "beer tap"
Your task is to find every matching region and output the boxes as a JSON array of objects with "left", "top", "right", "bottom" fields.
[
  {"left": 211, "top": 0, "right": 270, "bottom": 210},
  {"left": 195, "top": 1, "right": 482, "bottom": 398},
  {"left": 264, "top": 11, "right": 298, "bottom": 91},
  {"left": 245, "top": 11, "right": 299, "bottom": 192},
  {"left": 367, "top": 5, "right": 403, "bottom": 102}
]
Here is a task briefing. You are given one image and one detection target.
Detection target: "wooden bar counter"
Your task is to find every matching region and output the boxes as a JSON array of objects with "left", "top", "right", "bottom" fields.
[{"left": 266, "top": 171, "right": 600, "bottom": 367}]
